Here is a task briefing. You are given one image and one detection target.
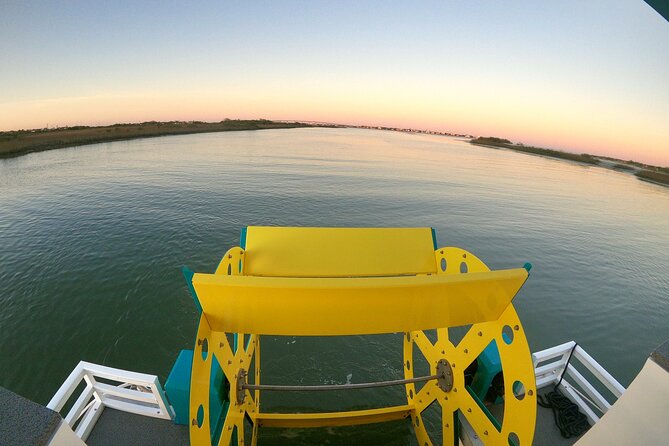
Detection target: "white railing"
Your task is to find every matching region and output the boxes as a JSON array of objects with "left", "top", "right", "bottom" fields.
[
  {"left": 532, "top": 341, "right": 626, "bottom": 425},
  {"left": 47, "top": 361, "right": 175, "bottom": 441}
]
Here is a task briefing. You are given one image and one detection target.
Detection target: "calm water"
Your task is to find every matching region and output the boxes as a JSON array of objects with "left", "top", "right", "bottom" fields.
[{"left": 1, "top": 128, "right": 668, "bottom": 444}]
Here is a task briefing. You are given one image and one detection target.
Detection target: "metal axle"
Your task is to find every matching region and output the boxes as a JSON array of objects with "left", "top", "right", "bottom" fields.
[
  {"left": 242, "top": 373, "right": 441, "bottom": 392},
  {"left": 236, "top": 361, "right": 453, "bottom": 405}
]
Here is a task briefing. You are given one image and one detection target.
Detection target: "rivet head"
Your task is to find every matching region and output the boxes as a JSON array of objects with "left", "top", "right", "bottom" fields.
[
  {"left": 452, "top": 363, "right": 456, "bottom": 368},
  {"left": 445, "top": 423, "right": 450, "bottom": 428},
  {"left": 484, "top": 430, "right": 489, "bottom": 435},
  {"left": 478, "top": 331, "right": 483, "bottom": 336},
  {"left": 514, "top": 325, "right": 520, "bottom": 331},
  {"left": 467, "top": 408, "right": 472, "bottom": 413},
  {"left": 464, "top": 349, "right": 469, "bottom": 354},
  {"left": 528, "top": 390, "right": 534, "bottom": 396}
]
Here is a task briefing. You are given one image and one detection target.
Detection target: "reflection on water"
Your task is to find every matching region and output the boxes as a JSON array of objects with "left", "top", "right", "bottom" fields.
[{"left": 0, "top": 128, "right": 668, "bottom": 444}]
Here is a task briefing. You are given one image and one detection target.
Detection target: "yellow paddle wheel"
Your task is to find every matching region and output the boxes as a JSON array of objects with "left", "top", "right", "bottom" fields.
[{"left": 184, "top": 227, "right": 536, "bottom": 445}]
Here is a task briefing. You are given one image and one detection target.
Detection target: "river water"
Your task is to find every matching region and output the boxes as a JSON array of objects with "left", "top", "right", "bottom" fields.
[{"left": 0, "top": 128, "right": 667, "bottom": 444}]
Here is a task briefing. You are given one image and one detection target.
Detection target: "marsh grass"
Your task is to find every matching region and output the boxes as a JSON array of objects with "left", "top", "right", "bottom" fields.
[
  {"left": 0, "top": 120, "right": 313, "bottom": 158},
  {"left": 470, "top": 137, "right": 600, "bottom": 165}
]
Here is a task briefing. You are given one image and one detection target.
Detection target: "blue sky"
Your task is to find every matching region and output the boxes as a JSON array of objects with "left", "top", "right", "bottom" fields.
[{"left": 1, "top": 1, "right": 668, "bottom": 164}]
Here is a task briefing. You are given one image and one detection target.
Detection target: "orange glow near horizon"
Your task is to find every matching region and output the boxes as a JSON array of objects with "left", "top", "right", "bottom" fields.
[
  {"left": 1, "top": 91, "right": 666, "bottom": 166},
  {"left": 2, "top": 3, "right": 667, "bottom": 166}
]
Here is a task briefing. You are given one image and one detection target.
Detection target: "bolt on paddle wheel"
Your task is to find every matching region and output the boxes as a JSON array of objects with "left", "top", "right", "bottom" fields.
[{"left": 184, "top": 227, "right": 536, "bottom": 446}]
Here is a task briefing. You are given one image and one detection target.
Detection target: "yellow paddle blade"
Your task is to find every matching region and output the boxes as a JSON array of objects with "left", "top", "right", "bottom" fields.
[
  {"left": 192, "top": 268, "right": 528, "bottom": 336},
  {"left": 243, "top": 226, "right": 437, "bottom": 277}
]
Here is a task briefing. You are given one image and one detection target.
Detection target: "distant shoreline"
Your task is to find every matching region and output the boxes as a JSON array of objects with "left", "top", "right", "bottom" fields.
[
  {"left": 469, "top": 137, "right": 669, "bottom": 187},
  {"left": 0, "top": 120, "right": 318, "bottom": 159},
  {"left": 2, "top": 121, "right": 667, "bottom": 188}
]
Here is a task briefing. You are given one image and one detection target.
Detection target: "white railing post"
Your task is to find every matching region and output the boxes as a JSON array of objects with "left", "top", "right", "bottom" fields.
[
  {"left": 64, "top": 383, "right": 95, "bottom": 425},
  {"left": 532, "top": 341, "right": 576, "bottom": 389},
  {"left": 47, "top": 363, "right": 86, "bottom": 412},
  {"left": 532, "top": 341, "right": 626, "bottom": 423},
  {"left": 152, "top": 376, "right": 176, "bottom": 420},
  {"left": 74, "top": 400, "right": 104, "bottom": 441},
  {"left": 48, "top": 361, "right": 175, "bottom": 440},
  {"left": 572, "top": 346, "right": 625, "bottom": 398}
]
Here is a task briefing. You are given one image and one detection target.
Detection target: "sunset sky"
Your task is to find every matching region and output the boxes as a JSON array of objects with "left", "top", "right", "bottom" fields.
[{"left": 1, "top": 1, "right": 668, "bottom": 165}]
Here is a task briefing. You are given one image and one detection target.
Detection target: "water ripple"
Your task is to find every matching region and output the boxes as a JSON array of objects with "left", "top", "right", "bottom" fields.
[{"left": 0, "top": 128, "right": 667, "bottom": 444}]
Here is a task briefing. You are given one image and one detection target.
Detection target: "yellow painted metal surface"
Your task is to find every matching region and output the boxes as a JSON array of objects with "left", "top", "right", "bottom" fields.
[
  {"left": 192, "top": 268, "right": 528, "bottom": 336},
  {"left": 256, "top": 405, "right": 413, "bottom": 428},
  {"left": 402, "top": 247, "right": 536, "bottom": 446},
  {"left": 189, "top": 313, "right": 259, "bottom": 446},
  {"left": 215, "top": 246, "right": 245, "bottom": 276},
  {"left": 243, "top": 226, "right": 437, "bottom": 277},
  {"left": 189, "top": 314, "right": 213, "bottom": 445},
  {"left": 188, "top": 230, "right": 536, "bottom": 446},
  {"left": 190, "top": 248, "right": 259, "bottom": 446}
]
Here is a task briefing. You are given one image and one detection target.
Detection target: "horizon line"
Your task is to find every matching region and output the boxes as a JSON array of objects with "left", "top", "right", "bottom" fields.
[{"left": 2, "top": 117, "right": 666, "bottom": 169}]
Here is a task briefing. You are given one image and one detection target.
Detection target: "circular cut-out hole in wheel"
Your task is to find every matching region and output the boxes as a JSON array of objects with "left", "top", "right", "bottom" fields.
[
  {"left": 508, "top": 432, "right": 520, "bottom": 446},
  {"left": 200, "top": 338, "right": 209, "bottom": 360},
  {"left": 196, "top": 405, "right": 204, "bottom": 428},
  {"left": 502, "top": 325, "right": 514, "bottom": 344},
  {"left": 460, "top": 262, "right": 468, "bottom": 273},
  {"left": 440, "top": 258, "right": 447, "bottom": 272},
  {"left": 512, "top": 380, "right": 526, "bottom": 400}
]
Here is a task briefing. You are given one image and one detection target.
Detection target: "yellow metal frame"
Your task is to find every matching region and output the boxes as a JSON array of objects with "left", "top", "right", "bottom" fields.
[
  {"left": 192, "top": 269, "right": 528, "bottom": 336},
  {"left": 188, "top": 228, "right": 536, "bottom": 446},
  {"left": 404, "top": 247, "right": 536, "bottom": 446}
]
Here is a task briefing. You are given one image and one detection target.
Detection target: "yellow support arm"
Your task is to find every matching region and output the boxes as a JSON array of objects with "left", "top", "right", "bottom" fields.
[
  {"left": 191, "top": 268, "right": 528, "bottom": 336},
  {"left": 255, "top": 405, "right": 413, "bottom": 428}
]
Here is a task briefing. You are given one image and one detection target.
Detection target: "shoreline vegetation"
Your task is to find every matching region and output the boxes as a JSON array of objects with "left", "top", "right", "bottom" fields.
[
  {"left": 470, "top": 136, "right": 669, "bottom": 187},
  {"left": 0, "top": 119, "right": 318, "bottom": 159},
  {"left": 470, "top": 136, "right": 600, "bottom": 165},
  {"left": 1, "top": 120, "right": 667, "bottom": 188}
]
